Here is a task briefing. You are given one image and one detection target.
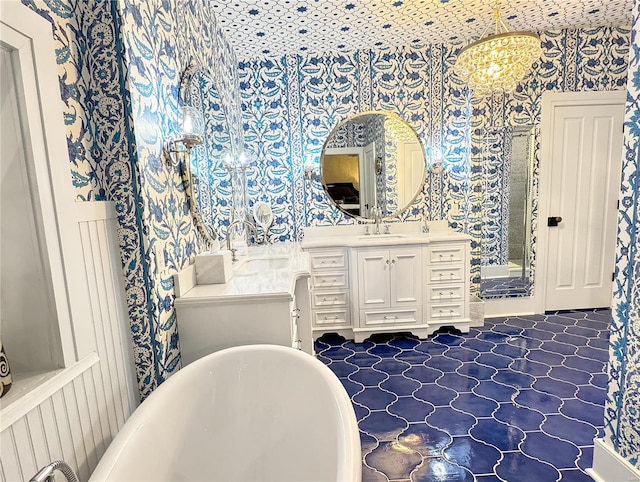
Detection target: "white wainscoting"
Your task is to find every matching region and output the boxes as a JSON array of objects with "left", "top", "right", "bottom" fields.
[{"left": 0, "top": 202, "right": 138, "bottom": 482}]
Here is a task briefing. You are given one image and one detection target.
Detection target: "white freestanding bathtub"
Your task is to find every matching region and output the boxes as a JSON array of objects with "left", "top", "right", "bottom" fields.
[{"left": 90, "top": 345, "right": 361, "bottom": 482}]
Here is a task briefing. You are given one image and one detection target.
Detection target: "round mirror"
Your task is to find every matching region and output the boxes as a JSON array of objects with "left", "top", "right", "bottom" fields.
[
  {"left": 183, "top": 65, "right": 233, "bottom": 239},
  {"left": 320, "top": 111, "right": 426, "bottom": 219}
]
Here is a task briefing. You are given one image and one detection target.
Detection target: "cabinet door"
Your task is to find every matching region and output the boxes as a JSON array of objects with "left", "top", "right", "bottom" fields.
[
  {"left": 357, "top": 249, "right": 390, "bottom": 308},
  {"left": 390, "top": 247, "right": 422, "bottom": 306}
]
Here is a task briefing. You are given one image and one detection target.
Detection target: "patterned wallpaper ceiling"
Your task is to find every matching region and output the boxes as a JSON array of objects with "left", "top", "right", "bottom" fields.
[{"left": 211, "top": 0, "right": 634, "bottom": 60}]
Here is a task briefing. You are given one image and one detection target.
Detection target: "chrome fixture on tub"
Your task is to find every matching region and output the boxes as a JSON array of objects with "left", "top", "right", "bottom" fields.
[{"left": 29, "top": 461, "right": 79, "bottom": 482}]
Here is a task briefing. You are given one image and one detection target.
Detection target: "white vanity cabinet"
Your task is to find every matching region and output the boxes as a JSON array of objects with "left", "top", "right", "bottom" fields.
[
  {"left": 302, "top": 224, "right": 474, "bottom": 342},
  {"left": 307, "top": 248, "right": 354, "bottom": 339},
  {"left": 424, "top": 241, "right": 471, "bottom": 332},
  {"left": 352, "top": 246, "right": 427, "bottom": 341}
]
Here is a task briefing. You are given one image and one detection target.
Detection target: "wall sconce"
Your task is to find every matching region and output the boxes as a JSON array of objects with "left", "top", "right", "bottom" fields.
[
  {"left": 165, "top": 106, "right": 205, "bottom": 167},
  {"left": 375, "top": 156, "right": 383, "bottom": 175},
  {"left": 304, "top": 162, "right": 317, "bottom": 181}
]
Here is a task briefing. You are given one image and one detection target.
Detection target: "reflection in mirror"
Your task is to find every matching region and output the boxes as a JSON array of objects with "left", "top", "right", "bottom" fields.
[
  {"left": 252, "top": 201, "right": 273, "bottom": 243},
  {"left": 321, "top": 112, "right": 426, "bottom": 219},
  {"left": 480, "top": 125, "right": 535, "bottom": 299},
  {"left": 183, "top": 65, "right": 233, "bottom": 242}
]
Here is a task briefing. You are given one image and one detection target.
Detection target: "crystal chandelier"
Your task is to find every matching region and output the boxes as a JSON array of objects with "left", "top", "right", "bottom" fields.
[{"left": 454, "top": 9, "right": 542, "bottom": 95}]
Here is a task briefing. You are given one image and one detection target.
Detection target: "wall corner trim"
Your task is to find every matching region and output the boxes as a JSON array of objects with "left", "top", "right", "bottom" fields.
[{"left": 588, "top": 438, "right": 640, "bottom": 482}]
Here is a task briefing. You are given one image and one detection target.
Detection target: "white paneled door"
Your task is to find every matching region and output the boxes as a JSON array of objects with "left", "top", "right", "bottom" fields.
[{"left": 541, "top": 92, "right": 625, "bottom": 311}]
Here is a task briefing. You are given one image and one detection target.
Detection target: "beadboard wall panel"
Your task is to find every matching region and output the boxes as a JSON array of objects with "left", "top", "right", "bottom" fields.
[{"left": 0, "top": 202, "right": 137, "bottom": 482}]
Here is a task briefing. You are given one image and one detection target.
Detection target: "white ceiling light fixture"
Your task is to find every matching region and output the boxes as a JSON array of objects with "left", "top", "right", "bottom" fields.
[{"left": 454, "top": 8, "right": 543, "bottom": 96}]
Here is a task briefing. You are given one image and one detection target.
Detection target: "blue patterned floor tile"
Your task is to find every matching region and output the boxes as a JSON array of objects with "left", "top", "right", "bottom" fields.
[
  {"left": 475, "top": 352, "right": 512, "bottom": 369},
  {"left": 522, "top": 431, "right": 580, "bottom": 469},
  {"left": 425, "top": 406, "right": 476, "bottom": 436},
  {"left": 560, "top": 399, "right": 604, "bottom": 427},
  {"left": 365, "top": 441, "right": 423, "bottom": 480},
  {"left": 460, "top": 338, "right": 496, "bottom": 352},
  {"left": 494, "top": 403, "right": 545, "bottom": 431},
  {"left": 495, "top": 452, "right": 560, "bottom": 481},
  {"left": 559, "top": 469, "right": 595, "bottom": 481},
  {"left": 492, "top": 342, "right": 528, "bottom": 359},
  {"left": 374, "top": 358, "right": 412, "bottom": 375},
  {"left": 509, "top": 358, "right": 551, "bottom": 376},
  {"left": 414, "top": 383, "right": 458, "bottom": 406},
  {"left": 470, "top": 418, "right": 525, "bottom": 451},
  {"left": 586, "top": 338, "right": 609, "bottom": 350},
  {"left": 473, "top": 379, "right": 519, "bottom": 402},
  {"left": 444, "top": 346, "right": 480, "bottom": 362},
  {"left": 381, "top": 375, "right": 421, "bottom": 396},
  {"left": 576, "top": 345, "right": 609, "bottom": 362},
  {"left": 350, "top": 367, "right": 389, "bottom": 386},
  {"left": 542, "top": 414, "right": 598, "bottom": 447},
  {"left": 577, "top": 446, "right": 594, "bottom": 470},
  {"left": 369, "top": 344, "right": 402, "bottom": 357},
  {"left": 398, "top": 424, "right": 452, "bottom": 456},
  {"left": 451, "top": 392, "right": 499, "bottom": 417},
  {"left": 437, "top": 372, "right": 479, "bottom": 392},
  {"left": 563, "top": 355, "right": 605, "bottom": 374},
  {"left": 361, "top": 431, "right": 379, "bottom": 451},
  {"left": 362, "top": 464, "right": 389, "bottom": 482},
  {"left": 526, "top": 348, "right": 566, "bottom": 365},
  {"left": 354, "top": 387, "right": 398, "bottom": 410},
  {"left": 514, "top": 388, "right": 563, "bottom": 414},
  {"left": 388, "top": 397, "right": 436, "bottom": 422},
  {"left": 319, "top": 309, "right": 609, "bottom": 481},
  {"left": 443, "top": 436, "right": 502, "bottom": 474},
  {"left": 411, "top": 457, "right": 475, "bottom": 482},
  {"left": 458, "top": 362, "right": 497, "bottom": 380},
  {"left": 493, "top": 369, "right": 535, "bottom": 388},
  {"left": 341, "top": 377, "right": 365, "bottom": 397},
  {"left": 347, "top": 352, "right": 383, "bottom": 367},
  {"left": 533, "top": 376, "right": 578, "bottom": 398},
  {"left": 576, "top": 385, "right": 606, "bottom": 405},
  {"left": 590, "top": 373, "right": 608, "bottom": 389},
  {"left": 326, "top": 360, "right": 359, "bottom": 377},
  {"left": 426, "top": 355, "right": 463, "bottom": 372},
  {"left": 404, "top": 365, "right": 442, "bottom": 383},
  {"left": 360, "top": 410, "right": 408, "bottom": 441},
  {"left": 394, "top": 350, "right": 431, "bottom": 365},
  {"left": 548, "top": 365, "right": 592, "bottom": 385},
  {"left": 353, "top": 402, "right": 371, "bottom": 421},
  {"left": 540, "top": 340, "right": 578, "bottom": 356}
]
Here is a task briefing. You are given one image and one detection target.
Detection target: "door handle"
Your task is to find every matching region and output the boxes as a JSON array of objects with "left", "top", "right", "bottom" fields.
[{"left": 547, "top": 216, "right": 563, "bottom": 227}]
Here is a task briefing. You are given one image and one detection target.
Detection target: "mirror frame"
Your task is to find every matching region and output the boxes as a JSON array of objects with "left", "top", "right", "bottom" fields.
[{"left": 320, "top": 110, "right": 427, "bottom": 220}]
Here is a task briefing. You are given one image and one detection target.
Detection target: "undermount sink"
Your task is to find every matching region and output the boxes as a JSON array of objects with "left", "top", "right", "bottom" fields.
[
  {"left": 233, "top": 256, "right": 289, "bottom": 275},
  {"left": 357, "top": 234, "right": 407, "bottom": 240}
]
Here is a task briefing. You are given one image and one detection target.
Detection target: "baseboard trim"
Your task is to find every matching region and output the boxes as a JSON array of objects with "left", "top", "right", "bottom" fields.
[{"left": 587, "top": 438, "right": 640, "bottom": 482}]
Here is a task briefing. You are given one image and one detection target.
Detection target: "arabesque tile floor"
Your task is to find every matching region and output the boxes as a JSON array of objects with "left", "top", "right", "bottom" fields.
[{"left": 315, "top": 309, "right": 610, "bottom": 482}]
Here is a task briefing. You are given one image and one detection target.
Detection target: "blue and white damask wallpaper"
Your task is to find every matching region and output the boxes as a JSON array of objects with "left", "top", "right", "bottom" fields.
[
  {"left": 605, "top": 0, "right": 640, "bottom": 468},
  {"left": 238, "top": 27, "right": 630, "bottom": 294}
]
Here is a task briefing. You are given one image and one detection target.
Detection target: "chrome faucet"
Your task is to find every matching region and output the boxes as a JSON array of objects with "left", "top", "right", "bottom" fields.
[
  {"left": 30, "top": 461, "right": 79, "bottom": 482},
  {"left": 373, "top": 206, "right": 383, "bottom": 235},
  {"left": 225, "top": 219, "right": 258, "bottom": 261}
]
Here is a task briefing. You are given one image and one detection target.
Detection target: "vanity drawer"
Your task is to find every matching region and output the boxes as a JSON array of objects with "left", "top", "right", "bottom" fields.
[
  {"left": 310, "top": 251, "right": 348, "bottom": 270},
  {"left": 427, "top": 246, "right": 465, "bottom": 264},
  {"left": 312, "top": 271, "right": 348, "bottom": 289},
  {"left": 313, "top": 309, "right": 351, "bottom": 327},
  {"left": 360, "top": 307, "right": 422, "bottom": 327},
  {"left": 426, "top": 264, "right": 465, "bottom": 284},
  {"left": 427, "top": 284, "right": 465, "bottom": 302},
  {"left": 428, "top": 303, "right": 464, "bottom": 320},
  {"left": 312, "top": 290, "right": 349, "bottom": 308}
]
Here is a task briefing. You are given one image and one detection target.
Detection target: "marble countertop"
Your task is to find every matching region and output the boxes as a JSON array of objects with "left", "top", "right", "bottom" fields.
[
  {"left": 301, "top": 222, "right": 471, "bottom": 249},
  {"left": 174, "top": 243, "right": 310, "bottom": 306}
]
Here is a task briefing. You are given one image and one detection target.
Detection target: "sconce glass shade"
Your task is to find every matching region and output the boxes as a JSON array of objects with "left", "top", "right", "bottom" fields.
[
  {"left": 454, "top": 10, "right": 542, "bottom": 95},
  {"left": 180, "top": 106, "right": 205, "bottom": 147}
]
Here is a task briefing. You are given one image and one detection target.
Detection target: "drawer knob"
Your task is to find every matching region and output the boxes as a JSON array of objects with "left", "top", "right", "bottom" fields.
[{"left": 384, "top": 315, "right": 398, "bottom": 320}]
